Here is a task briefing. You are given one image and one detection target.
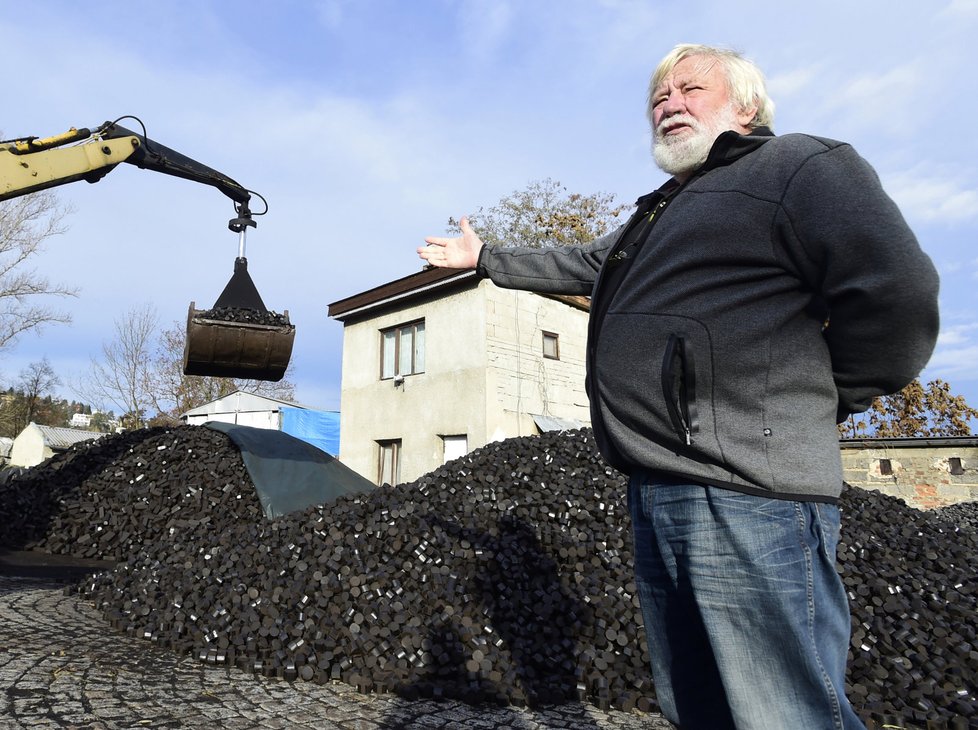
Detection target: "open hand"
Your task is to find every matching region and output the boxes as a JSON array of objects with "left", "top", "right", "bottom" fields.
[{"left": 418, "top": 216, "right": 484, "bottom": 269}]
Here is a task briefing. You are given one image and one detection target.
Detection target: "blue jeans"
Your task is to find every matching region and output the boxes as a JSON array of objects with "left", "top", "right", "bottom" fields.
[{"left": 627, "top": 472, "right": 866, "bottom": 730}]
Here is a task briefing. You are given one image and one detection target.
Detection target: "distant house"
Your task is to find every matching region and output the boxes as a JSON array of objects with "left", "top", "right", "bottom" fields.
[
  {"left": 180, "top": 390, "right": 340, "bottom": 456},
  {"left": 0, "top": 436, "right": 13, "bottom": 467},
  {"left": 328, "top": 266, "right": 591, "bottom": 485},
  {"left": 9, "top": 423, "right": 106, "bottom": 468},
  {"left": 69, "top": 412, "right": 93, "bottom": 428},
  {"left": 840, "top": 436, "right": 978, "bottom": 509}
]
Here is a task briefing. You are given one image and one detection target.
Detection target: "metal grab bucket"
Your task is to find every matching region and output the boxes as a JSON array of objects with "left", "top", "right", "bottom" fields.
[{"left": 183, "top": 302, "right": 296, "bottom": 382}]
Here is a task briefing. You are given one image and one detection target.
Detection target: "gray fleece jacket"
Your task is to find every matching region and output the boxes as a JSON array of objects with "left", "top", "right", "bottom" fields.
[{"left": 476, "top": 129, "right": 940, "bottom": 502}]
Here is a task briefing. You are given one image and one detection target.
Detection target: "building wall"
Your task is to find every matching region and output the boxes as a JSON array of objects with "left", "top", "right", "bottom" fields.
[
  {"left": 9, "top": 426, "right": 53, "bottom": 468},
  {"left": 841, "top": 442, "right": 978, "bottom": 509},
  {"left": 338, "top": 280, "right": 592, "bottom": 485},
  {"left": 339, "top": 284, "right": 489, "bottom": 484},
  {"left": 185, "top": 410, "right": 281, "bottom": 429},
  {"left": 70, "top": 413, "right": 93, "bottom": 428},
  {"left": 484, "top": 286, "right": 590, "bottom": 442}
]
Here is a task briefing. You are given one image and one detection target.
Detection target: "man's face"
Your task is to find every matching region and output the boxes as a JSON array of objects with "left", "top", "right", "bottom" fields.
[{"left": 650, "top": 56, "right": 755, "bottom": 180}]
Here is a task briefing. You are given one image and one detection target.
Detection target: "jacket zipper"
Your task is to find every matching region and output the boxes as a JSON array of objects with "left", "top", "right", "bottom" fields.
[
  {"left": 607, "top": 198, "right": 669, "bottom": 266},
  {"left": 661, "top": 334, "right": 698, "bottom": 445}
]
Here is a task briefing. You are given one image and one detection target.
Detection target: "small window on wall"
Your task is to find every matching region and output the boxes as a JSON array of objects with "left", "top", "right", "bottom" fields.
[
  {"left": 949, "top": 457, "right": 965, "bottom": 476},
  {"left": 381, "top": 320, "right": 425, "bottom": 379},
  {"left": 442, "top": 434, "right": 468, "bottom": 464},
  {"left": 542, "top": 331, "right": 560, "bottom": 360},
  {"left": 378, "top": 439, "right": 401, "bottom": 485}
]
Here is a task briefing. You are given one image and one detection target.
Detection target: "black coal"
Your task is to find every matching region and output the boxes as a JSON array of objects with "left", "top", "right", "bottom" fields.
[
  {"left": 195, "top": 306, "right": 291, "bottom": 327},
  {"left": 935, "top": 501, "right": 978, "bottom": 533},
  {"left": 0, "top": 425, "right": 974, "bottom": 727}
]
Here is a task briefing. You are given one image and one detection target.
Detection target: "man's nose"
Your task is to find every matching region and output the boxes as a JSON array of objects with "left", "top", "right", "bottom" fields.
[{"left": 661, "top": 89, "right": 686, "bottom": 116}]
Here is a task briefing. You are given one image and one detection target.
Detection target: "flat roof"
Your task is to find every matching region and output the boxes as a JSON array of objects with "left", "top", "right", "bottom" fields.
[{"left": 840, "top": 436, "right": 978, "bottom": 449}]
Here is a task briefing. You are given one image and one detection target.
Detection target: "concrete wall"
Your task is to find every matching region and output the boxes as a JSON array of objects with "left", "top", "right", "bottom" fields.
[
  {"left": 338, "top": 280, "right": 591, "bottom": 485},
  {"left": 9, "top": 426, "right": 51, "bottom": 468},
  {"left": 841, "top": 440, "right": 978, "bottom": 509},
  {"left": 484, "top": 286, "right": 589, "bottom": 442},
  {"left": 339, "top": 284, "right": 489, "bottom": 484}
]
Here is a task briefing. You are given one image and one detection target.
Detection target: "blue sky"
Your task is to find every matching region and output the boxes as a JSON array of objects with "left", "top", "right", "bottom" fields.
[{"left": 1, "top": 0, "right": 977, "bottom": 416}]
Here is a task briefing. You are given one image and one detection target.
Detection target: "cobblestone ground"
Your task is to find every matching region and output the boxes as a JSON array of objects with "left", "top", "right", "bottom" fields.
[{"left": 0, "top": 576, "right": 674, "bottom": 729}]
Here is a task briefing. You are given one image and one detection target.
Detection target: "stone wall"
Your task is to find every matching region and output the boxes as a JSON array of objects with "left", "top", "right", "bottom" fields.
[{"left": 840, "top": 437, "right": 978, "bottom": 509}]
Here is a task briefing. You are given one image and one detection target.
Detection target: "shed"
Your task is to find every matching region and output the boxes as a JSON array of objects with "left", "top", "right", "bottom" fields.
[
  {"left": 0, "top": 436, "right": 13, "bottom": 466},
  {"left": 180, "top": 390, "right": 340, "bottom": 456},
  {"left": 9, "top": 423, "right": 106, "bottom": 468}
]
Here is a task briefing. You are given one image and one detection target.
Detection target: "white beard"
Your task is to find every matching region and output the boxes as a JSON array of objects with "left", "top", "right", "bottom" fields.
[{"left": 652, "top": 102, "right": 742, "bottom": 178}]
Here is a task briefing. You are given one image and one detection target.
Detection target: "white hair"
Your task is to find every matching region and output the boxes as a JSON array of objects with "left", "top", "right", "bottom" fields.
[{"left": 647, "top": 44, "right": 775, "bottom": 131}]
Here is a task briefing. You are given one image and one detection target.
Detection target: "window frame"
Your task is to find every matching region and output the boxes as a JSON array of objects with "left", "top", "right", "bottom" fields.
[
  {"left": 441, "top": 434, "right": 468, "bottom": 464},
  {"left": 542, "top": 330, "right": 560, "bottom": 360},
  {"left": 377, "top": 439, "right": 402, "bottom": 485},
  {"left": 380, "top": 319, "right": 426, "bottom": 380}
]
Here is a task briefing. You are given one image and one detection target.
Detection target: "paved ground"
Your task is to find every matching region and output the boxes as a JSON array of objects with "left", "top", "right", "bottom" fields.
[{"left": 0, "top": 574, "right": 674, "bottom": 729}]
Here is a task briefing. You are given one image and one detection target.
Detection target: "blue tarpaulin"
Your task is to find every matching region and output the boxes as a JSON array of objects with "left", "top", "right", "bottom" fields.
[{"left": 280, "top": 407, "right": 340, "bottom": 456}]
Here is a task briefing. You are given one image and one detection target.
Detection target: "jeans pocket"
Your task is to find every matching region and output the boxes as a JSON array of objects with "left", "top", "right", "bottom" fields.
[{"left": 813, "top": 503, "right": 841, "bottom": 562}]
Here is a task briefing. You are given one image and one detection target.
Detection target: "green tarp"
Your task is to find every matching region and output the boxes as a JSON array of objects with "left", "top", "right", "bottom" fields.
[{"left": 204, "top": 421, "right": 374, "bottom": 519}]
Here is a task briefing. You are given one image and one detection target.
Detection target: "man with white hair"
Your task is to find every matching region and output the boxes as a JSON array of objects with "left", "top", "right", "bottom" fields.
[{"left": 420, "top": 44, "right": 938, "bottom": 729}]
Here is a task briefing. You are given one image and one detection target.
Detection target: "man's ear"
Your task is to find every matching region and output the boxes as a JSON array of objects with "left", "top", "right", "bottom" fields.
[{"left": 736, "top": 104, "right": 759, "bottom": 131}]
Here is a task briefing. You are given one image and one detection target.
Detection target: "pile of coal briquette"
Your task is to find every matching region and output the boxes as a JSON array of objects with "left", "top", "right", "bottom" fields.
[
  {"left": 195, "top": 306, "right": 291, "bottom": 327},
  {"left": 0, "top": 425, "right": 975, "bottom": 727},
  {"left": 935, "top": 500, "right": 978, "bottom": 533},
  {"left": 0, "top": 426, "right": 262, "bottom": 560}
]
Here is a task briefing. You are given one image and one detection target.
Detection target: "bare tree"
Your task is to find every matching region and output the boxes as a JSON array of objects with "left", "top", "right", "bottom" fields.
[
  {"left": 148, "top": 319, "right": 296, "bottom": 419},
  {"left": 82, "top": 306, "right": 297, "bottom": 427},
  {"left": 0, "top": 190, "right": 77, "bottom": 352},
  {"left": 18, "top": 358, "right": 60, "bottom": 430},
  {"left": 450, "top": 178, "right": 627, "bottom": 249},
  {"left": 80, "top": 304, "right": 159, "bottom": 429}
]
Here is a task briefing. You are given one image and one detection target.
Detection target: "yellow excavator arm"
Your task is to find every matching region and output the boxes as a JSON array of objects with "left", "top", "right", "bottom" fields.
[
  {"left": 0, "top": 128, "right": 140, "bottom": 200},
  {"left": 1, "top": 120, "right": 252, "bottom": 204},
  {"left": 0, "top": 119, "right": 294, "bottom": 382}
]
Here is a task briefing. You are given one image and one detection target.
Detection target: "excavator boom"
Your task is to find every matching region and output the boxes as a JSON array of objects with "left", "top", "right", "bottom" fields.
[
  {"left": 0, "top": 118, "right": 294, "bottom": 382},
  {"left": 100, "top": 122, "right": 252, "bottom": 205}
]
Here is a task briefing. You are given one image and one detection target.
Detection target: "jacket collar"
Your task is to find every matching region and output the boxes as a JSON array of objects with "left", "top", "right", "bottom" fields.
[
  {"left": 705, "top": 125, "right": 774, "bottom": 169},
  {"left": 639, "top": 126, "right": 776, "bottom": 203}
]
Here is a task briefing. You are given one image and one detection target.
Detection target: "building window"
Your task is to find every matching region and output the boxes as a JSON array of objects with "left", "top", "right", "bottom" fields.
[
  {"left": 949, "top": 457, "right": 964, "bottom": 476},
  {"left": 381, "top": 320, "right": 425, "bottom": 379},
  {"left": 542, "top": 331, "right": 559, "bottom": 360},
  {"left": 879, "top": 458, "right": 893, "bottom": 476},
  {"left": 378, "top": 439, "right": 401, "bottom": 485},
  {"left": 441, "top": 434, "right": 468, "bottom": 464}
]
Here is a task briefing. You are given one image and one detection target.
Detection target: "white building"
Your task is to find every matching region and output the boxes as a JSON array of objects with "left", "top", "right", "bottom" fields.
[
  {"left": 0, "top": 436, "right": 13, "bottom": 467},
  {"left": 69, "top": 412, "right": 93, "bottom": 428},
  {"left": 9, "top": 423, "right": 106, "bottom": 468},
  {"left": 328, "top": 266, "right": 591, "bottom": 485},
  {"left": 180, "top": 390, "right": 340, "bottom": 456}
]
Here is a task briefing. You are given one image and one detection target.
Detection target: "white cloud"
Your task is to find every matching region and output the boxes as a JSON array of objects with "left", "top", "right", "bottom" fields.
[
  {"left": 823, "top": 63, "right": 927, "bottom": 138},
  {"left": 938, "top": 323, "right": 978, "bottom": 346},
  {"left": 766, "top": 64, "right": 820, "bottom": 100},
  {"left": 924, "top": 343, "right": 978, "bottom": 382},
  {"left": 941, "top": 0, "right": 978, "bottom": 18},
  {"left": 882, "top": 166, "right": 978, "bottom": 224},
  {"left": 925, "top": 314, "right": 978, "bottom": 396}
]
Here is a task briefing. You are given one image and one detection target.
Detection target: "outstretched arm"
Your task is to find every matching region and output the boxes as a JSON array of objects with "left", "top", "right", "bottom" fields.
[{"left": 418, "top": 216, "right": 483, "bottom": 269}]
